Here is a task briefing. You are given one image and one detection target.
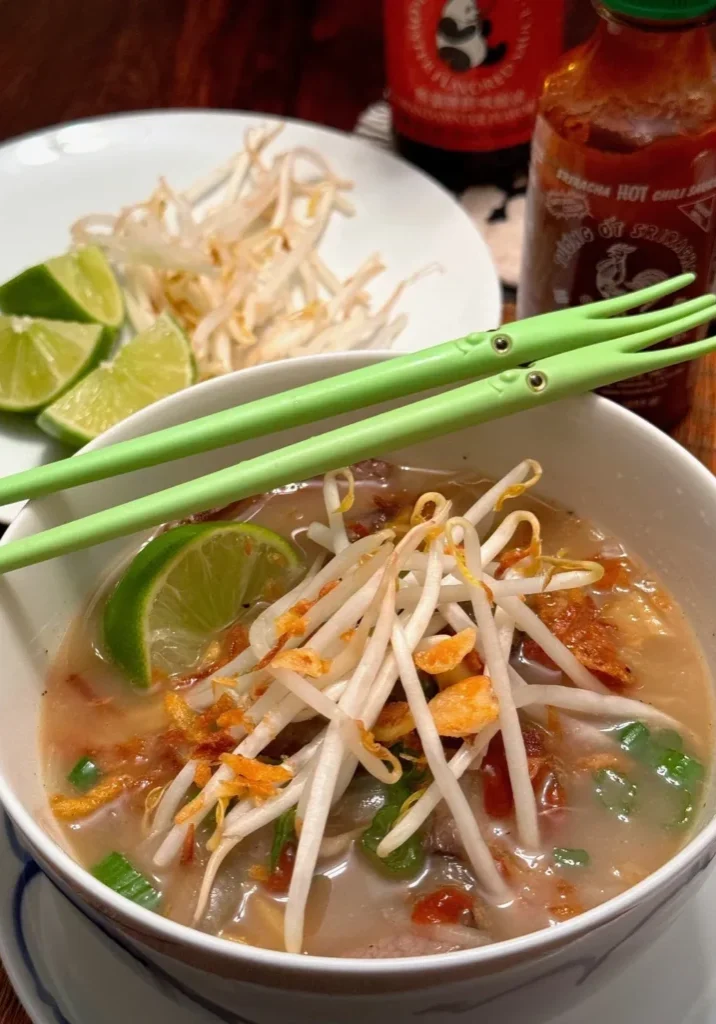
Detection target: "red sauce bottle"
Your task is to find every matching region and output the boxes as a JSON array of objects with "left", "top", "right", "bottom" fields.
[
  {"left": 518, "top": 0, "right": 716, "bottom": 430},
  {"left": 384, "top": 0, "right": 566, "bottom": 192}
]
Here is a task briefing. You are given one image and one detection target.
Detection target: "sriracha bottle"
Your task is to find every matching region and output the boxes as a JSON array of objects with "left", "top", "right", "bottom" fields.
[{"left": 518, "top": 0, "right": 716, "bottom": 429}]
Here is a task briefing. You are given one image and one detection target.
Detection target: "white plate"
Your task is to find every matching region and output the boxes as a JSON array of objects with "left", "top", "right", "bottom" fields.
[
  {"left": 0, "top": 110, "right": 501, "bottom": 522},
  {"left": 1, "top": 812, "right": 716, "bottom": 1024}
]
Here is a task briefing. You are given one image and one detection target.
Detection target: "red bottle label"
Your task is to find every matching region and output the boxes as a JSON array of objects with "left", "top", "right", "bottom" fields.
[
  {"left": 520, "top": 116, "right": 716, "bottom": 419},
  {"left": 384, "top": 0, "right": 564, "bottom": 152}
]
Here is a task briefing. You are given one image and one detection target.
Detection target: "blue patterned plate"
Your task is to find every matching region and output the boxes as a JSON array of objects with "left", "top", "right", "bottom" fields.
[{"left": 0, "top": 813, "right": 715, "bottom": 1024}]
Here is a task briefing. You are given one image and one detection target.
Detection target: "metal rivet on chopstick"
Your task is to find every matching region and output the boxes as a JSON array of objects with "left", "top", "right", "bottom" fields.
[
  {"left": 527, "top": 371, "right": 548, "bottom": 392},
  {"left": 491, "top": 333, "right": 512, "bottom": 355}
]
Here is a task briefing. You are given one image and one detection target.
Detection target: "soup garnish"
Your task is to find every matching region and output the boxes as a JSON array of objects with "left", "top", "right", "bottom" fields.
[{"left": 42, "top": 460, "right": 711, "bottom": 957}]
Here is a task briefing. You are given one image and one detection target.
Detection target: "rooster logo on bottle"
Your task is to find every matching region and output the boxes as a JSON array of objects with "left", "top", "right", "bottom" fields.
[
  {"left": 436, "top": 0, "right": 507, "bottom": 72},
  {"left": 594, "top": 244, "right": 667, "bottom": 299},
  {"left": 577, "top": 243, "right": 668, "bottom": 309}
]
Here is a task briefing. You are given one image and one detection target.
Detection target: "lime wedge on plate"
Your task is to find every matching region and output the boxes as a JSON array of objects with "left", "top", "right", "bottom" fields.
[
  {"left": 104, "top": 522, "right": 303, "bottom": 688},
  {"left": 0, "top": 316, "right": 107, "bottom": 413},
  {"left": 0, "top": 247, "right": 124, "bottom": 337},
  {"left": 37, "top": 313, "right": 196, "bottom": 447}
]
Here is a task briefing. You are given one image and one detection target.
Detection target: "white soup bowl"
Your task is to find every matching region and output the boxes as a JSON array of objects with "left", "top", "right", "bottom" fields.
[{"left": 0, "top": 351, "right": 714, "bottom": 1024}]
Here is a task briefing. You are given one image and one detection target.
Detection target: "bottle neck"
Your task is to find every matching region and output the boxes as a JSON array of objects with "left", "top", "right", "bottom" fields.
[{"left": 588, "top": 7, "right": 714, "bottom": 89}]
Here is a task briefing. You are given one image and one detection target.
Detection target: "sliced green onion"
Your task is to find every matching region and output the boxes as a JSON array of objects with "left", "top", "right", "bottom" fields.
[
  {"left": 553, "top": 847, "right": 590, "bottom": 868},
  {"left": 594, "top": 768, "right": 638, "bottom": 818},
  {"left": 652, "top": 729, "right": 683, "bottom": 753},
  {"left": 91, "top": 852, "right": 160, "bottom": 910},
  {"left": 666, "top": 789, "right": 696, "bottom": 830},
  {"left": 269, "top": 808, "right": 297, "bottom": 873},
  {"left": 616, "top": 722, "right": 697, "bottom": 781},
  {"left": 613, "top": 721, "right": 703, "bottom": 828},
  {"left": 654, "top": 749, "right": 704, "bottom": 789},
  {"left": 617, "top": 721, "right": 651, "bottom": 759},
  {"left": 67, "top": 755, "right": 101, "bottom": 792}
]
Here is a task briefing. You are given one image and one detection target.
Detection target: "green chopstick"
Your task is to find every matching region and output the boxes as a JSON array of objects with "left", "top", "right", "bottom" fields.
[
  {"left": 0, "top": 293, "right": 713, "bottom": 576},
  {"left": 0, "top": 274, "right": 702, "bottom": 507}
]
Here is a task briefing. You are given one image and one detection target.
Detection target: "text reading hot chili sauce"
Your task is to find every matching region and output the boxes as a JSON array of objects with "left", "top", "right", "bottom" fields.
[{"left": 518, "top": 0, "right": 716, "bottom": 429}]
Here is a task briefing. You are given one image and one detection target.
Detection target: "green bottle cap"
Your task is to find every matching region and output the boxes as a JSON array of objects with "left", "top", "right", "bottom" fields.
[{"left": 601, "top": 0, "right": 716, "bottom": 18}]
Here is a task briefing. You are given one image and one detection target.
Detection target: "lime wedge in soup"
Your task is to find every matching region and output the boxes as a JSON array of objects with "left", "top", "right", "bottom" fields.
[
  {"left": 37, "top": 313, "right": 196, "bottom": 447},
  {"left": 0, "top": 316, "right": 108, "bottom": 413},
  {"left": 0, "top": 247, "right": 124, "bottom": 336},
  {"left": 104, "top": 521, "right": 304, "bottom": 688}
]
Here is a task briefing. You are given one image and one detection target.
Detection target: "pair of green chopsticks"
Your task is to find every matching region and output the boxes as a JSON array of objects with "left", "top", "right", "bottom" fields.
[{"left": 0, "top": 273, "right": 714, "bottom": 576}]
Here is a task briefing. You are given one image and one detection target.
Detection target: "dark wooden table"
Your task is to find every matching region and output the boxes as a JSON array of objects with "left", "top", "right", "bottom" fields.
[
  {"left": 0, "top": 0, "right": 715, "bottom": 1020},
  {"left": 0, "top": 0, "right": 384, "bottom": 141}
]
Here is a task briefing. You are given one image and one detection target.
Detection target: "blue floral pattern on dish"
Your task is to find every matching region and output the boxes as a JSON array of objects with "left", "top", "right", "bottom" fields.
[{"left": 2, "top": 813, "right": 261, "bottom": 1024}]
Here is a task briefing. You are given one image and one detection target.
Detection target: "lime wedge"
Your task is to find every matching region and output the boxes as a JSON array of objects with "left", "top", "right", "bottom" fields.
[
  {"left": 0, "top": 316, "right": 107, "bottom": 413},
  {"left": 0, "top": 247, "right": 124, "bottom": 334},
  {"left": 103, "top": 522, "right": 303, "bottom": 688},
  {"left": 37, "top": 313, "right": 196, "bottom": 447}
]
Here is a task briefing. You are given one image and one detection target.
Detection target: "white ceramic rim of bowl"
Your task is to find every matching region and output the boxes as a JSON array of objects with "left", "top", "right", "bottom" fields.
[{"left": 2, "top": 349, "right": 715, "bottom": 977}]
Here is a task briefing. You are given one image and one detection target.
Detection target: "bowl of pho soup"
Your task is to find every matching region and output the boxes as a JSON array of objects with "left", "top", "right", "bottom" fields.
[{"left": 0, "top": 351, "right": 713, "bottom": 1024}]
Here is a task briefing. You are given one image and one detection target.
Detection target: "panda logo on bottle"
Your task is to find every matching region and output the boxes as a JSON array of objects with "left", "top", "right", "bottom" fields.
[{"left": 436, "top": 0, "right": 507, "bottom": 72}]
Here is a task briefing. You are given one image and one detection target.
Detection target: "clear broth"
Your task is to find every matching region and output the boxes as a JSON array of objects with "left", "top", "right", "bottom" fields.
[{"left": 41, "top": 465, "right": 714, "bottom": 957}]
